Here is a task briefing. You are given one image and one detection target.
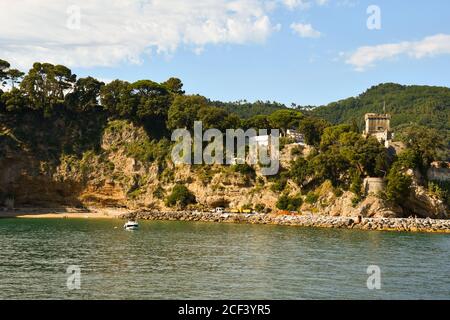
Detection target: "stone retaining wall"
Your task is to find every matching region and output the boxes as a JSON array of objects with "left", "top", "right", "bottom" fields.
[{"left": 121, "top": 211, "right": 450, "bottom": 234}]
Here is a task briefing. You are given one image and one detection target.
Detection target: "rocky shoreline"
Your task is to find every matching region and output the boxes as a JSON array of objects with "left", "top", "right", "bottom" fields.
[{"left": 120, "top": 211, "right": 450, "bottom": 234}]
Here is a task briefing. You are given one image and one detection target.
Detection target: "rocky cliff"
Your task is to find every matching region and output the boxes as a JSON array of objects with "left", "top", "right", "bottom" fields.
[{"left": 0, "top": 115, "right": 447, "bottom": 218}]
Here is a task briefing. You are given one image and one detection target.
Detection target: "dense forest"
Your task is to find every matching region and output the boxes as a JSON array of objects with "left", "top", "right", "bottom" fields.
[
  {"left": 209, "top": 83, "right": 450, "bottom": 135},
  {"left": 0, "top": 59, "right": 449, "bottom": 211},
  {"left": 310, "top": 83, "right": 450, "bottom": 131},
  {"left": 209, "top": 99, "right": 287, "bottom": 118}
]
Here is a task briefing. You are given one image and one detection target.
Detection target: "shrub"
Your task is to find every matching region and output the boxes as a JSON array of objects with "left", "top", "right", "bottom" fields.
[
  {"left": 256, "top": 176, "right": 265, "bottom": 186},
  {"left": 428, "top": 180, "right": 450, "bottom": 206},
  {"left": 351, "top": 196, "right": 361, "bottom": 207},
  {"left": 276, "top": 194, "right": 303, "bottom": 211},
  {"left": 160, "top": 167, "right": 175, "bottom": 183},
  {"left": 269, "top": 171, "right": 289, "bottom": 192},
  {"left": 165, "top": 184, "right": 196, "bottom": 209},
  {"left": 198, "top": 167, "right": 215, "bottom": 186},
  {"left": 290, "top": 146, "right": 304, "bottom": 156},
  {"left": 349, "top": 170, "right": 362, "bottom": 196},
  {"left": 126, "top": 138, "right": 170, "bottom": 164},
  {"left": 232, "top": 163, "right": 255, "bottom": 178},
  {"left": 276, "top": 194, "right": 290, "bottom": 210},
  {"left": 333, "top": 187, "right": 343, "bottom": 197},
  {"left": 128, "top": 187, "right": 145, "bottom": 199},
  {"left": 289, "top": 157, "right": 311, "bottom": 187},
  {"left": 305, "top": 192, "right": 319, "bottom": 204},
  {"left": 279, "top": 137, "right": 294, "bottom": 149},
  {"left": 270, "top": 178, "right": 287, "bottom": 192},
  {"left": 153, "top": 185, "right": 165, "bottom": 199},
  {"left": 255, "top": 203, "right": 265, "bottom": 213},
  {"left": 287, "top": 195, "right": 303, "bottom": 211}
]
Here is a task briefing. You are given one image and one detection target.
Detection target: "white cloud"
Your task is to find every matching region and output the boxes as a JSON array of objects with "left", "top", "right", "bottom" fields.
[
  {"left": 0, "top": 0, "right": 279, "bottom": 69},
  {"left": 316, "top": 0, "right": 329, "bottom": 5},
  {"left": 346, "top": 34, "right": 450, "bottom": 71},
  {"left": 282, "top": 0, "right": 328, "bottom": 10},
  {"left": 290, "top": 23, "right": 321, "bottom": 38},
  {"left": 336, "top": 0, "right": 358, "bottom": 8},
  {"left": 283, "top": 0, "right": 310, "bottom": 10}
]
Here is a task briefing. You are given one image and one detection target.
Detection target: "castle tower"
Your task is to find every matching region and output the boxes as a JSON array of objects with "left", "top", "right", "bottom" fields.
[{"left": 364, "top": 113, "right": 392, "bottom": 147}]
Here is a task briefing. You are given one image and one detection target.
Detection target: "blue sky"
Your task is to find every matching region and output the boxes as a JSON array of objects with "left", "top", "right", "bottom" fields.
[{"left": 2, "top": 0, "right": 450, "bottom": 106}]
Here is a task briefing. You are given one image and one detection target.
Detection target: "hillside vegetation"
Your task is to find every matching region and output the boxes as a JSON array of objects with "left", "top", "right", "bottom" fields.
[
  {"left": 0, "top": 59, "right": 448, "bottom": 217},
  {"left": 310, "top": 83, "right": 450, "bottom": 131},
  {"left": 209, "top": 99, "right": 287, "bottom": 118}
]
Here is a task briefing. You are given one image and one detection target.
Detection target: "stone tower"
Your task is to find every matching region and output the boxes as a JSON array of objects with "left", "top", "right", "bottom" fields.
[{"left": 364, "top": 113, "right": 393, "bottom": 147}]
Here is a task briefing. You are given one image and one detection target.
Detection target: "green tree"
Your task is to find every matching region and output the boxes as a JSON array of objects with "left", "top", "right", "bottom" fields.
[
  {"left": 310, "top": 149, "right": 349, "bottom": 186},
  {"left": 7, "top": 69, "right": 25, "bottom": 89},
  {"left": 130, "top": 80, "right": 171, "bottom": 120},
  {"left": 396, "top": 124, "right": 445, "bottom": 170},
  {"left": 100, "top": 79, "right": 134, "bottom": 117},
  {"left": 268, "top": 109, "right": 303, "bottom": 134},
  {"left": 53, "top": 64, "right": 76, "bottom": 99},
  {"left": 395, "top": 149, "right": 421, "bottom": 169},
  {"left": 66, "top": 77, "right": 104, "bottom": 112},
  {"left": 298, "top": 117, "right": 330, "bottom": 146},
  {"left": 209, "top": 99, "right": 286, "bottom": 118},
  {"left": 349, "top": 169, "right": 362, "bottom": 196},
  {"left": 0, "top": 59, "right": 11, "bottom": 87},
  {"left": 243, "top": 114, "right": 271, "bottom": 130},
  {"left": 20, "top": 62, "right": 76, "bottom": 116},
  {"left": 197, "top": 106, "right": 230, "bottom": 130},
  {"left": 162, "top": 77, "right": 184, "bottom": 95},
  {"left": 1, "top": 88, "right": 27, "bottom": 112},
  {"left": 311, "top": 83, "right": 450, "bottom": 132},
  {"left": 223, "top": 113, "right": 241, "bottom": 129},
  {"left": 338, "top": 132, "right": 386, "bottom": 176},
  {"left": 290, "top": 157, "right": 312, "bottom": 187},
  {"left": 319, "top": 124, "right": 352, "bottom": 151},
  {"left": 167, "top": 95, "right": 208, "bottom": 131},
  {"left": 385, "top": 166, "right": 412, "bottom": 203}
]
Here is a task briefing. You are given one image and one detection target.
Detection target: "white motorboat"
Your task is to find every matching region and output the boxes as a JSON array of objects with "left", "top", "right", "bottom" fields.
[{"left": 124, "top": 220, "right": 139, "bottom": 231}]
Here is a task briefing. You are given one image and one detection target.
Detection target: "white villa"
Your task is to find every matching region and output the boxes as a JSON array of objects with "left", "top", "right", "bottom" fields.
[{"left": 285, "top": 129, "right": 306, "bottom": 146}]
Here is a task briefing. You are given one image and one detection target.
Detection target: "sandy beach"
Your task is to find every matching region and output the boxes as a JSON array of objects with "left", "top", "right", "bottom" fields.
[{"left": 0, "top": 207, "right": 128, "bottom": 219}]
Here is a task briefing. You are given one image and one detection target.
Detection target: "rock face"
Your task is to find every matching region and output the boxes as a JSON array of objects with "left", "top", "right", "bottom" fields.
[
  {"left": 0, "top": 118, "right": 448, "bottom": 219},
  {"left": 304, "top": 189, "right": 403, "bottom": 219},
  {"left": 357, "top": 196, "right": 401, "bottom": 218},
  {"left": 406, "top": 184, "right": 448, "bottom": 219}
]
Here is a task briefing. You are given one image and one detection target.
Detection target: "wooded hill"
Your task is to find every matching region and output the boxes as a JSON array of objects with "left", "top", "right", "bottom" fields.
[
  {"left": 310, "top": 83, "right": 450, "bottom": 131},
  {"left": 215, "top": 83, "right": 450, "bottom": 133}
]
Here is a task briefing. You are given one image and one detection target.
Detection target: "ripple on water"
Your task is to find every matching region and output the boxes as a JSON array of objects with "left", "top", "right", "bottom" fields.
[{"left": 0, "top": 219, "right": 449, "bottom": 299}]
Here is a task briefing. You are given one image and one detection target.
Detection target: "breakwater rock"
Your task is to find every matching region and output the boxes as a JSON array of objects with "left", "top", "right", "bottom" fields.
[{"left": 120, "top": 211, "right": 450, "bottom": 234}]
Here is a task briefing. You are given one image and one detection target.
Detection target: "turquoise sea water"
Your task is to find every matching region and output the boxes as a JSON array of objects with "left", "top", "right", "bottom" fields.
[{"left": 0, "top": 218, "right": 449, "bottom": 299}]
